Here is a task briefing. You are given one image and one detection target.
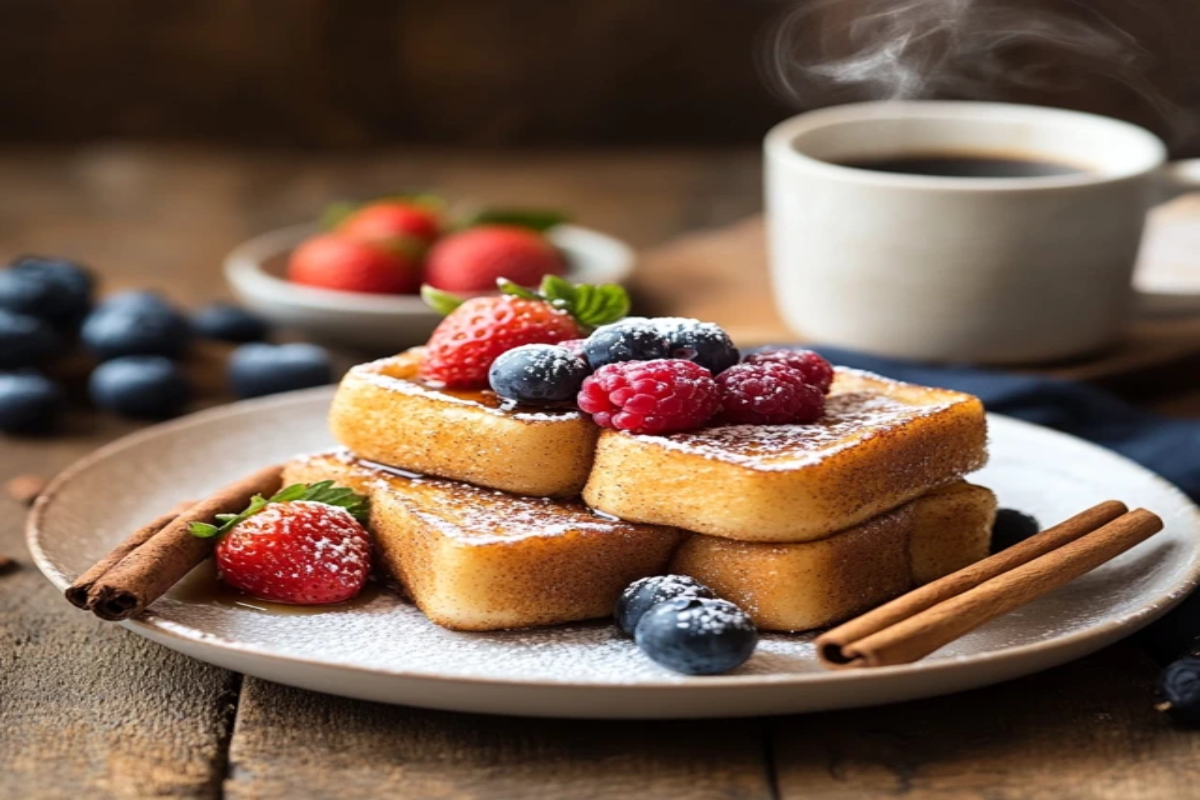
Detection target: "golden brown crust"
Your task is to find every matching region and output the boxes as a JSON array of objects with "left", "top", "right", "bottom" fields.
[
  {"left": 283, "top": 452, "right": 684, "bottom": 631},
  {"left": 328, "top": 348, "right": 599, "bottom": 498},
  {"left": 669, "top": 481, "right": 996, "bottom": 632},
  {"left": 583, "top": 369, "right": 988, "bottom": 541}
]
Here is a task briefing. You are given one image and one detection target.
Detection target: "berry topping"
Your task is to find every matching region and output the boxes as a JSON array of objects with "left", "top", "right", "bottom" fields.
[
  {"left": 615, "top": 574, "right": 716, "bottom": 636},
  {"left": 634, "top": 597, "right": 758, "bottom": 675},
  {"left": 288, "top": 233, "right": 421, "bottom": 295},
  {"left": 558, "top": 338, "right": 588, "bottom": 359},
  {"left": 227, "top": 342, "right": 333, "bottom": 399},
  {"left": 990, "top": 508, "right": 1041, "bottom": 553},
  {"left": 716, "top": 362, "right": 825, "bottom": 425},
  {"left": 425, "top": 224, "right": 565, "bottom": 292},
  {"left": 0, "top": 372, "right": 64, "bottom": 434},
  {"left": 192, "top": 303, "right": 270, "bottom": 343},
  {"left": 0, "top": 256, "right": 94, "bottom": 327},
  {"left": 81, "top": 294, "right": 192, "bottom": 361},
  {"left": 1159, "top": 656, "right": 1200, "bottom": 725},
  {"left": 655, "top": 318, "right": 739, "bottom": 376},
  {"left": 743, "top": 348, "right": 835, "bottom": 394},
  {"left": 419, "top": 277, "right": 628, "bottom": 389},
  {"left": 583, "top": 318, "right": 670, "bottom": 370},
  {"left": 0, "top": 309, "right": 59, "bottom": 370},
  {"left": 577, "top": 359, "right": 720, "bottom": 434},
  {"left": 488, "top": 344, "right": 590, "bottom": 406},
  {"left": 89, "top": 355, "right": 191, "bottom": 419},
  {"left": 193, "top": 481, "right": 372, "bottom": 606}
]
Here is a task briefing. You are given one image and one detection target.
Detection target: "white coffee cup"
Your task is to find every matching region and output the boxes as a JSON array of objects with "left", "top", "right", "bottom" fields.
[{"left": 764, "top": 101, "right": 1200, "bottom": 363}]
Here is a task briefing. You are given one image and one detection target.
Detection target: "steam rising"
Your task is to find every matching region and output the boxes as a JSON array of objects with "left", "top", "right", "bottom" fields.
[{"left": 761, "top": 0, "right": 1186, "bottom": 134}]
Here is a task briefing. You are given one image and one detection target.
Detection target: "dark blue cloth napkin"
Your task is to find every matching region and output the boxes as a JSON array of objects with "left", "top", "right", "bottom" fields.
[{"left": 804, "top": 346, "right": 1200, "bottom": 502}]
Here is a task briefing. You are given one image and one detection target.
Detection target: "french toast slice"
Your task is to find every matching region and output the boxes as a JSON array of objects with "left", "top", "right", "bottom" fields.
[
  {"left": 583, "top": 368, "right": 987, "bottom": 541},
  {"left": 283, "top": 451, "right": 684, "bottom": 631},
  {"left": 669, "top": 481, "right": 996, "bottom": 632},
  {"left": 328, "top": 348, "right": 598, "bottom": 498}
]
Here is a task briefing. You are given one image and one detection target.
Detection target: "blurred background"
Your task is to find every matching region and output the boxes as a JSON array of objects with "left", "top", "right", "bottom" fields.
[{"left": 2, "top": 0, "right": 1197, "bottom": 150}]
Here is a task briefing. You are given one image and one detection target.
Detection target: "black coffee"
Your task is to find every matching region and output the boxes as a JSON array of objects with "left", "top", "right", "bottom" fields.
[{"left": 838, "top": 152, "right": 1085, "bottom": 178}]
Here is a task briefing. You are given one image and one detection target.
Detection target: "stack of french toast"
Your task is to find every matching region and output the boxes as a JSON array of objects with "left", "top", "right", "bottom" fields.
[{"left": 286, "top": 292, "right": 995, "bottom": 632}]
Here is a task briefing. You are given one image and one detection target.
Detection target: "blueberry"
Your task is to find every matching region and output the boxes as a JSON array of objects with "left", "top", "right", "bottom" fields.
[
  {"left": 1159, "top": 656, "right": 1200, "bottom": 726},
  {"left": 81, "top": 297, "right": 192, "bottom": 360},
  {"left": 192, "top": 303, "right": 270, "bottom": 344},
  {"left": 228, "top": 342, "right": 333, "bottom": 399},
  {"left": 583, "top": 318, "right": 670, "bottom": 369},
  {"left": 0, "top": 372, "right": 64, "bottom": 434},
  {"left": 615, "top": 574, "right": 716, "bottom": 636},
  {"left": 655, "top": 318, "right": 739, "bottom": 375},
  {"left": 635, "top": 597, "right": 758, "bottom": 675},
  {"left": 488, "top": 344, "right": 589, "bottom": 405},
  {"left": 0, "top": 256, "right": 94, "bottom": 327},
  {"left": 0, "top": 310, "right": 60, "bottom": 369},
  {"left": 89, "top": 356, "right": 191, "bottom": 418},
  {"left": 100, "top": 290, "right": 172, "bottom": 311},
  {"left": 991, "top": 508, "right": 1041, "bottom": 553}
]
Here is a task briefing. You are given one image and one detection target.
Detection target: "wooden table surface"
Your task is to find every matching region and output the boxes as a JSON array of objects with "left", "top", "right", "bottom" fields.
[{"left": 3, "top": 146, "right": 1199, "bottom": 799}]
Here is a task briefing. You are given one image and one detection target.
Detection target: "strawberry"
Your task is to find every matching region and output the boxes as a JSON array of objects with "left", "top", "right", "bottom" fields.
[
  {"left": 288, "top": 233, "right": 421, "bottom": 295},
  {"left": 336, "top": 200, "right": 441, "bottom": 244},
  {"left": 191, "top": 481, "right": 372, "bottom": 605},
  {"left": 424, "top": 225, "right": 565, "bottom": 292},
  {"left": 419, "top": 276, "right": 630, "bottom": 389}
]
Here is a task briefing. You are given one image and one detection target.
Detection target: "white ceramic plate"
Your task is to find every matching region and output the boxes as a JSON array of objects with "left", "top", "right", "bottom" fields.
[
  {"left": 28, "top": 389, "right": 1200, "bottom": 719},
  {"left": 225, "top": 223, "right": 635, "bottom": 351}
]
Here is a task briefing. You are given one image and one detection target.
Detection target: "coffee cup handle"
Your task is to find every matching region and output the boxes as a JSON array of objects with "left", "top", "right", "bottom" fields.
[
  {"left": 1135, "top": 159, "right": 1200, "bottom": 316},
  {"left": 1158, "top": 159, "right": 1200, "bottom": 203}
]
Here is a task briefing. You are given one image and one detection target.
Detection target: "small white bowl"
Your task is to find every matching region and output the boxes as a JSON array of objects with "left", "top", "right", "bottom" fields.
[{"left": 225, "top": 223, "right": 635, "bottom": 352}]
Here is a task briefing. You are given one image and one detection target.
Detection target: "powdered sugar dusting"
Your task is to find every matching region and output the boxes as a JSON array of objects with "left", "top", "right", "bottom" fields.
[
  {"left": 635, "top": 391, "right": 953, "bottom": 470},
  {"left": 354, "top": 358, "right": 582, "bottom": 422},
  {"left": 296, "top": 450, "right": 649, "bottom": 545}
]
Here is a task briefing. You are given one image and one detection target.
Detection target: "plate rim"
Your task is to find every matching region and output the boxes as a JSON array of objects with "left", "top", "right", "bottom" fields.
[{"left": 26, "top": 387, "right": 1200, "bottom": 693}]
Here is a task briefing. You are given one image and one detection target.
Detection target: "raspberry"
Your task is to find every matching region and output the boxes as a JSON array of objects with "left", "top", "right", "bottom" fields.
[
  {"left": 743, "top": 348, "right": 834, "bottom": 394},
  {"left": 578, "top": 359, "right": 720, "bottom": 434},
  {"left": 716, "top": 362, "right": 825, "bottom": 425}
]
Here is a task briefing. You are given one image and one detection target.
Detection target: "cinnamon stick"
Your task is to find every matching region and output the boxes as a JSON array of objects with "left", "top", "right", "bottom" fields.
[
  {"left": 818, "top": 500, "right": 1127, "bottom": 666},
  {"left": 85, "top": 464, "right": 284, "bottom": 621},
  {"left": 64, "top": 501, "right": 194, "bottom": 609},
  {"left": 818, "top": 505, "right": 1162, "bottom": 669}
]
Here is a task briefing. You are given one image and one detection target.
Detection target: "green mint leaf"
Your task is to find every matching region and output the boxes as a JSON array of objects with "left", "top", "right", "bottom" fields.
[
  {"left": 539, "top": 275, "right": 578, "bottom": 309},
  {"left": 421, "top": 285, "right": 465, "bottom": 316},
  {"left": 497, "top": 278, "right": 541, "bottom": 300},
  {"left": 458, "top": 207, "right": 569, "bottom": 232},
  {"left": 568, "top": 284, "right": 630, "bottom": 331},
  {"left": 189, "top": 522, "right": 220, "bottom": 539},
  {"left": 186, "top": 482, "right": 370, "bottom": 540},
  {"left": 278, "top": 481, "right": 370, "bottom": 523},
  {"left": 268, "top": 483, "right": 309, "bottom": 503}
]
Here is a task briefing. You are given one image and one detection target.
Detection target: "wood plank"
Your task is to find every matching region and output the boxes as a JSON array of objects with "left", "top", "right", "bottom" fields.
[
  {"left": 224, "top": 677, "right": 773, "bottom": 800},
  {"left": 771, "top": 644, "right": 1199, "bottom": 800},
  {"left": 0, "top": 433, "right": 240, "bottom": 798}
]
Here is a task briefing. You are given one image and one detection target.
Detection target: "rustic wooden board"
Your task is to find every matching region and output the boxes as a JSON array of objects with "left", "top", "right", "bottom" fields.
[
  {"left": 771, "top": 644, "right": 1200, "bottom": 799},
  {"left": 225, "top": 678, "right": 774, "bottom": 800},
  {"left": 0, "top": 430, "right": 240, "bottom": 798}
]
